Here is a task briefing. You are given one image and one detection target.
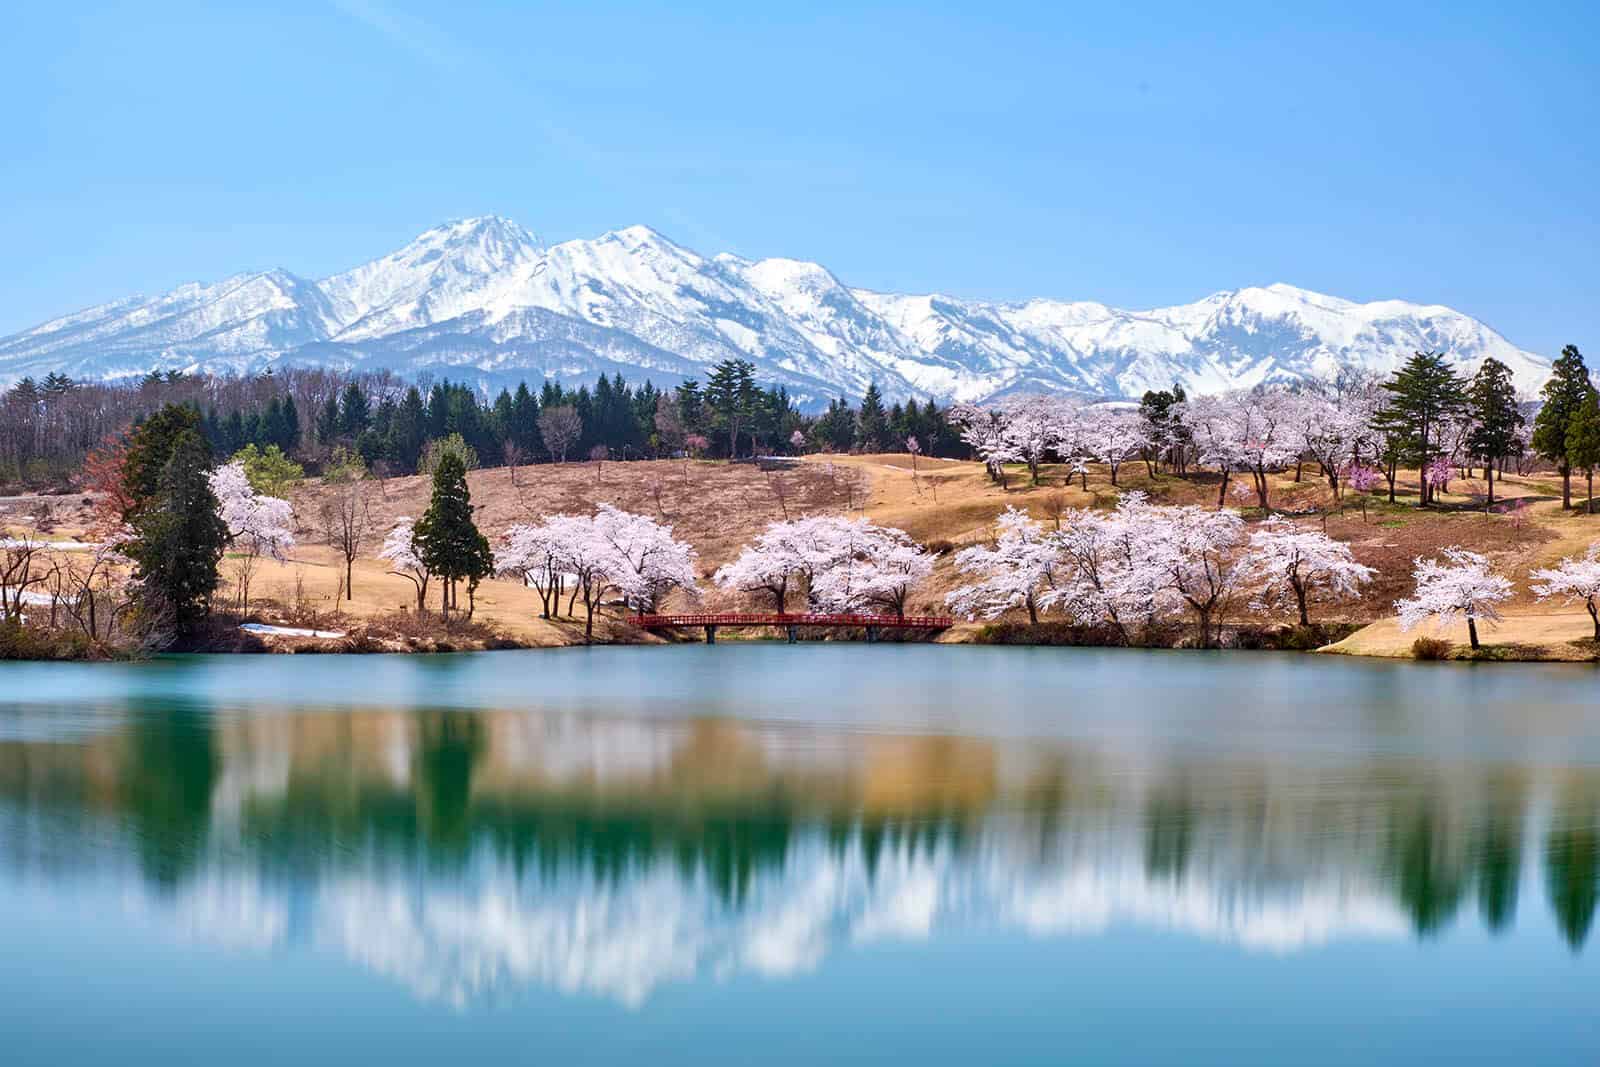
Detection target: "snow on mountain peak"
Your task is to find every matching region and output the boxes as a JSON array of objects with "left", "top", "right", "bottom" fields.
[{"left": 0, "top": 217, "right": 1551, "bottom": 406}]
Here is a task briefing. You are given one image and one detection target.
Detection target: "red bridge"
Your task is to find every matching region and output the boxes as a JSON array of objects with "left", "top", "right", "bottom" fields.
[{"left": 634, "top": 612, "right": 954, "bottom": 643}]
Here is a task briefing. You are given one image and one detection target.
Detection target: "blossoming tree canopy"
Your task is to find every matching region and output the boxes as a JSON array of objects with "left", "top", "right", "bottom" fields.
[
  {"left": 1531, "top": 546, "right": 1600, "bottom": 639},
  {"left": 209, "top": 461, "right": 295, "bottom": 560},
  {"left": 945, "top": 507, "right": 1061, "bottom": 624},
  {"left": 1244, "top": 518, "right": 1374, "bottom": 626},
  {"left": 715, "top": 516, "right": 931, "bottom": 617},
  {"left": 1396, "top": 547, "right": 1514, "bottom": 649}
]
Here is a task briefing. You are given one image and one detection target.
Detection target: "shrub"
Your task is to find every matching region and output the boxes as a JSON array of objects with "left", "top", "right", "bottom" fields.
[{"left": 1411, "top": 636, "right": 1452, "bottom": 660}]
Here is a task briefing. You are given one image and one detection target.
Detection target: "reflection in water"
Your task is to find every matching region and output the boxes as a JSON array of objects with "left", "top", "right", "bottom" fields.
[{"left": 2, "top": 698, "right": 1596, "bottom": 1009}]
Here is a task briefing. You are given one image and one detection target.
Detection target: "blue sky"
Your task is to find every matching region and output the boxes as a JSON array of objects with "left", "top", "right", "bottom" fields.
[{"left": 4, "top": 1, "right": 1596, "bottom": 354}]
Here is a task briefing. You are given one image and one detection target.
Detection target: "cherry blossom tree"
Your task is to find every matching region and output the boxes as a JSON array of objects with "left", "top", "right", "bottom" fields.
[
  {"left": 1396, "top": 547, "right": 1513, "bottom": 650},
  {"left": 945, "top": 507, "right": 1062, "bottom": 624},
  {"left": 1145, "top": 503, "right": 1248, "bottom": 647},
  {"left": 949, "top": 403, "right": 1019, "bottom": 487},
  {"left": 209, "top": 460, "right": 295, "bottom": 612},
  {"left": 1343, "top": 463, "right": 1382, "bottom": 522},
  {"left": 808, "top": 520, "right": 932, "bottom": 618},
  {"left": 1042, "top": 499, "right": 1168, "bottom": 642},
  {"left": 1085, "top": 412, "right": 1147, "bottom": 488},
  {"left": 590, "top": 504, "right": 699, "bottom": 613},
  {"left": 1531, "top": 548, "right": 1600, "bottom": 640},
  {"left": 715, "top": 516, "right": 851, "bottom": 612},
  {"left": 1244, "top": 518, "right": 1374, "bottom": 626},
  {"left": 379, "top": 517, "right": 431, "bottom": 613},
  {"left": 1182, "top": 391, "right": 1303, "bottom": 509},
  {"left": 497, "top": 519, "right": 570, "bottom": 619}
]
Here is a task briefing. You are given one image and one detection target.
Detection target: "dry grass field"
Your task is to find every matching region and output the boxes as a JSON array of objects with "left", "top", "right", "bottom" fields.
[{"left": 4, "top": 451, "right": 1600, "bottom": 657}]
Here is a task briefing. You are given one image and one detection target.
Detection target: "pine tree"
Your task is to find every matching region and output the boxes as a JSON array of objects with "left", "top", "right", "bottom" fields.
[
  {"left": 280, "top": 395, "right": 301, "bottom": 454},
  {"left": 338, "top": 383, "right": 371, "bottom": 438},
  {"left": 856, "top": 383, "right": 888, "bottom": 452},
  {"left": 389, "top": 387, "right": 427, "bottom": 472},
  {"left": 123, "top": 403, "right": 207, "bottom": 516},
  {"left": 1377, "top": 351, "right": 1468, "bottom": 506},
  {"left": 1466, "top": 356, "right": 1524, "bottom": 506},
  {"left": 704, "top": 358, "right": 757, "bottom": 459},
  {"left": 1566, "top": 387, "right": 1600, "bottom": 515},
  {"left": 126, "top": 429, "right": 227, "bottom": 635},
  {"left": 316, "top": 395, "right": 340, "bottom": 444},
  {"left": 1533, "top": 345, "right": 1591, "bottom": 509},
  {"left": 414, "top": 453, "right": 492, "bottom": 618}
]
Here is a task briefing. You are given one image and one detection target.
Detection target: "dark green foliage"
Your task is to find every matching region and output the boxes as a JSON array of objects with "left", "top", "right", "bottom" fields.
[
  {"left": 414, "top": 453, "right": 493, "bottom": 617},
  {"left": 1565, "top": 387, "right": 1600, "bottom": 513},
  {"left": 704, "top": 358, "right": 759, "bottom": 458},
  {"left": 1545, "top": 820, "right": 1598, "bottom": 950},
  {"left": 855, "top": 383, "right": 888, "bottom": 451},
  {"left": 123, "top": 403, "right": 207, "bottom": 515},
  {"left": 1377, "top": 350, "right": 1467, "bottom": 505},
  {"left": 1533, "top": 344, "right": 1591, "bottom": 509},
  {"left": 126, "top": 429, "right": 228, "bottom": 634},
  {"left": 1466, "top": 357, "right": 1524, "bottom": 505}
]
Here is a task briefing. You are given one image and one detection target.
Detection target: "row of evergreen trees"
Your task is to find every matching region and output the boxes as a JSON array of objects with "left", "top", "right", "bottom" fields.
[
  {"left": 189, "top": 360, "right": 967, "bottom": 477},
  {"left": 1374, "top": 345, "right": 1600, "bottom": 509}
]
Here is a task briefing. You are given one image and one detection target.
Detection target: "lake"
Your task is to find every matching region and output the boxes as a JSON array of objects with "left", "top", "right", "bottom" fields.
[{"left": 1, "top": 646, "right": 1596, "bottom": 1064}]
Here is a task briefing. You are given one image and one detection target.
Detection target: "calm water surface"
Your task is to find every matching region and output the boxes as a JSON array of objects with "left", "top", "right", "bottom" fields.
[{"left": 1, "top": 646, "right": 1597, "bottom": 1064}]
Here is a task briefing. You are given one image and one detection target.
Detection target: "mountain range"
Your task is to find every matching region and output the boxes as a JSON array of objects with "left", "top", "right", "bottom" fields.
[{"left": 0, "top": 216, "right": 1550, "bottom": 407}]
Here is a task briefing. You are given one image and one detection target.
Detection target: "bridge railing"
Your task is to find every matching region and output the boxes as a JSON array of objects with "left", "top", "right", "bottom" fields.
[{"left": 634, "top": 612, "right": 953, "bottom": 629}]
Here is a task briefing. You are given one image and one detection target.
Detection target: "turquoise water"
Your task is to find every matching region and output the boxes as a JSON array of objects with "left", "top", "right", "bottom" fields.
[{"left": 1, "top": 646, "right": 1596, "bottom": 1064}]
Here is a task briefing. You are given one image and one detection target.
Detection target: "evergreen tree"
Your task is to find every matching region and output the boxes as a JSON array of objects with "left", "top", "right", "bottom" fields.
[
  {"left": 1565, "top": 387, "right": 1600, "bottom": 514},
  {"left": 510, "top": 381, "right": 541, "bottom": 455},
  {"left": 280, "top": 395, "right": 301, "bottom": 453},
  {"left": 414, "top": 453, "right": 491, "bottom": 618},
  {"left": 389, "top": 386, "right": 427, "bottom": 472},
  {"left": 1377, "top": 351, "right": 1468, "bottom": 505},
  {"left": 316, "top": 395, "right": 340, "bottom": 444},
  {"left": 856, "top": 383, "right": 888, "bottom": 452},
  {"left": 338, "top": 383, "right": 371, "bottom": 437},
  {"left": 704, "top": 359, "right": 757, "bottom": 459},
  {"left": 127, "top": 429, "right": 227, "bottom": 635},
  {"left": 123, "top": 403, "right": 207, "bottom": 516},
  {"left": 1533, "top": 345, "right": 1592, "bottom": 509},
  {"left": 1466, "top": 356, "right": 1524, "bottom": 506}
]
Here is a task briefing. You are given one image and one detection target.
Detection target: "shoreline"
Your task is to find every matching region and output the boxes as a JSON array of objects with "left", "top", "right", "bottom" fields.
[{"left": 11, "top": 613, "right": 1599, "bottom": 665}]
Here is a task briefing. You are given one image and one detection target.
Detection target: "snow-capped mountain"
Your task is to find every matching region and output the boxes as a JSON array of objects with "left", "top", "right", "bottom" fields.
[{"left": 0, "top": 216, "right": 1550, "bottom": 405}]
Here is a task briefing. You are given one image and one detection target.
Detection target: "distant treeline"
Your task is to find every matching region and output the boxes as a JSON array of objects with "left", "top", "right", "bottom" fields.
[{"left": 0, "top": 359, "right": 968, "bottom": 487}]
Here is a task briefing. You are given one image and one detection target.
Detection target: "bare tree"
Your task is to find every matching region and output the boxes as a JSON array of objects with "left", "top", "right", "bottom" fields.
[
  {"left": 540, "top": 406, "right": 582, "bottom": 463},
  {"left": 0, "top": 537, "right": 48, "bottom": 623},
  {"left": 503, "top": 440, "right": 526, "bottom": 486},
  {"left": 319, "top": 477, "right": 373, "bottom": 602}
]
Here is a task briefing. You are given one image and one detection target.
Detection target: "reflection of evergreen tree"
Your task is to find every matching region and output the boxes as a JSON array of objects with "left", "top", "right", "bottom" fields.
[
  {"left": 1391, "top": 808, "right": 1466, "bottom": 937},
  {"left": 122, "top": 709, "right": 217, "bottom": 888},
  {"left": 414, "top": 713, "right": 484, "bottom": 857},
  {"left": 1545, "top": 820, "right": 1598, "bottom": 951},
  {"left": 1144, "top": 793, "right": 1195, "bottom": 881},
  {"left": 1475, "top": 820, "right": 1521, "bottom": 934}
]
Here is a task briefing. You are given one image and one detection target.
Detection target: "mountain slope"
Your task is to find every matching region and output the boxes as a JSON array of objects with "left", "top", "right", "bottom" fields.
[{"left": 0, "top": 218, "right": 1550, "bottom": 405}]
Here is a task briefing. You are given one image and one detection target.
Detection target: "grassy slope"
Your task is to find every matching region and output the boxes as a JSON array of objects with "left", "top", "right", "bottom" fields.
[{"left": 5, "top": 454, "right": 1600, "bottom": 657}]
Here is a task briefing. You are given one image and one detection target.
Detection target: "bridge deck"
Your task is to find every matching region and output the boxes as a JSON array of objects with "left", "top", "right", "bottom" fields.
[{"left": 634, "top": 612, "right": 952, "bottom": 630}]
